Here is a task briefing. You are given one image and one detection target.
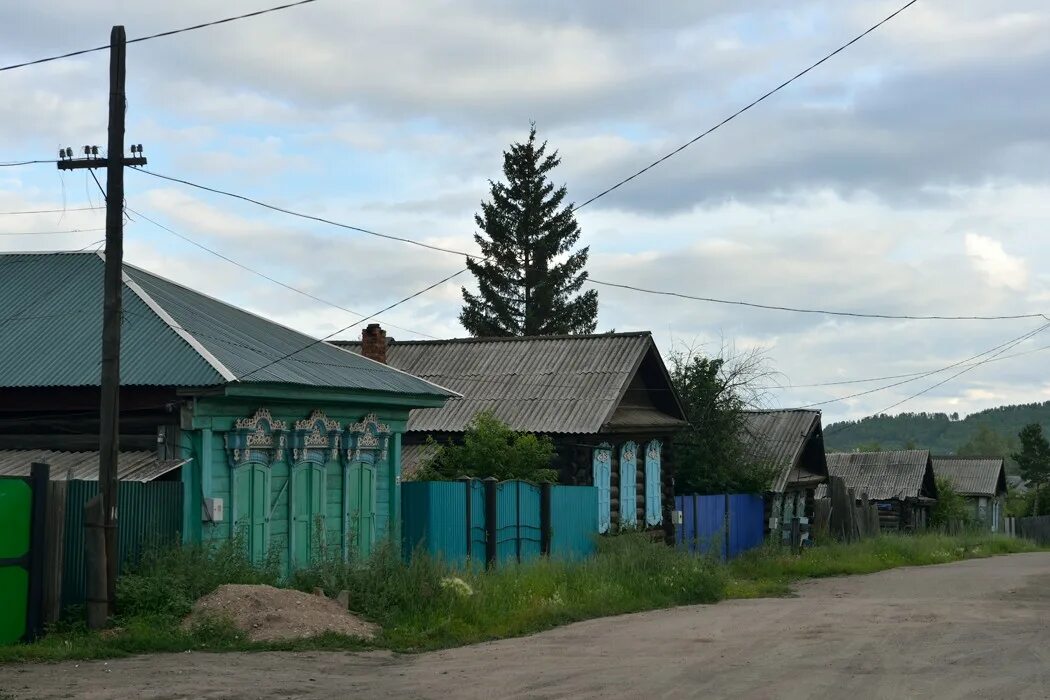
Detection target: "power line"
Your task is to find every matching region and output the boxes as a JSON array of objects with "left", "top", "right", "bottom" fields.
[
  {"left": 0, "top": 0, "right": 320, "bottom": 73},
  {"left": 0, "top": 160, "right": 58, "bottom": 167},
  {"left": 802, "top": 322, "right": 1050, "bottom": 410},
  {"left": 125, "top": 206, "right": 438, "bottom": 339},
  {"left": 571, "top": 0, "right": 920, "bottom": 212},
  {"left": 135, "top": 168, "right": 482, "bottom": 260},
  {"left": 134, "top": 168, "right": 1050, "bottom": 325},
  {"left": 0, "top": 205, "right": 104, "bottom": 216},
  {"left": 590, "top": 278, "right": 1049, "bottom": 322},
  {"left": 0, "top": 227, "right": 106, "bottom": 237},
  {"left": 238, "top": 266, "right": 470, "bottom": 381}
]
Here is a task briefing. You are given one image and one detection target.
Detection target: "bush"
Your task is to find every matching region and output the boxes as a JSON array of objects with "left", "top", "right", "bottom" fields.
[
  {"left": 117, "top": 538, "right": 280, "bottom": 620},
  {"left": 930, "top": 477, "right": 973, "bottom": 530}
]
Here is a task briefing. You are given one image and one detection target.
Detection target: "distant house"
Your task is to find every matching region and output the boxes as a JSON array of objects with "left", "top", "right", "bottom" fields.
[
  {"left": 821, "top": 450, "right": 939, "bottom": 532},
  {"left": 931, "top": 457, "right": 1007, "bottom": 532},
  {"left": 738, "top": 409, "right": 829, "bottom": 529},
  {"left": 0, "top": 252, "right": 454, "bottom": 574},
  {"left": 336, "top": 328, "right": 687, "bottom": 534}
]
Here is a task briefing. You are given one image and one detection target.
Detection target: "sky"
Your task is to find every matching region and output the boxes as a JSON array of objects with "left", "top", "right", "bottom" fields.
[{"left": 2, "top": 0, "right": 1049, "bottom": 425}]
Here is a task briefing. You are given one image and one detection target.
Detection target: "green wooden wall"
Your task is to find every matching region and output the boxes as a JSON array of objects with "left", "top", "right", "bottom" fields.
[{"left": 178, "top": 386, "right": 422, "bottom": 576}]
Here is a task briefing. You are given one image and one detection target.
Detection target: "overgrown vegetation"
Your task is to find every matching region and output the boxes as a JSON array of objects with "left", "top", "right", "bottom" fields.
[
  {"left": 669, "top": 344, "right": 779, "bottom": 494},
  {"left": 413, "top": 411, "right": 557, "bottom": 482},
  {"left": 929, "top": 476, "right": 972, "bottom": 530},
  {"left": 1013, "top": 423, "right": 1050, "bottom": 515},
  {"left": 2, "top": 532, "right": 1040, "bottom": 662}
]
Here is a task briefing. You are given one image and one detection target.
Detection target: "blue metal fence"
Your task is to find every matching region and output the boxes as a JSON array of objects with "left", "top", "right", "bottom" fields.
[
  {"left": 402, "top": 480, "right": 598, "bottom": 567},
  {"left": 675, "top": 493, "right": 764, "bottom": 559}
]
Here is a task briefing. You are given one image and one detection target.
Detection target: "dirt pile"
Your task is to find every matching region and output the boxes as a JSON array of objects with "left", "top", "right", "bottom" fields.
[{"left": 183, "top": 584, "right": 378, "bottom": 642}]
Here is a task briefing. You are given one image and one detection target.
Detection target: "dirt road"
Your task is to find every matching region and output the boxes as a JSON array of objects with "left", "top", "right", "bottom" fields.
[{"left": 3, "top": 553, "right": 1049, "bottom": 699}]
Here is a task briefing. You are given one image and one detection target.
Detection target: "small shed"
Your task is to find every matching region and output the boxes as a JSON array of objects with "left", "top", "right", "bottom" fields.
[
  {"left": 336, "top": 329, "right": 687, "bottom": 534},
  {"left": 738, "top": 409, "right": 828, "bottom": 529},
  {"left": 821, "top": 450, "right": 939, "bottom": 532},
  {"left": 931, "top": 457, "right": 1007, "bottom": 532}
]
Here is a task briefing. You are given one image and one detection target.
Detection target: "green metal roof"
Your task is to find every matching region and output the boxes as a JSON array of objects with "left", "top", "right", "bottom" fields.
[{"left": 0, "top": 252, "right": 455, "bottom": 397}]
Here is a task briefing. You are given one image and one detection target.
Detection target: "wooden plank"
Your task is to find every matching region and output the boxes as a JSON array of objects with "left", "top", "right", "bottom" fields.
[{"left": 42, "top": 481, "right": 67, "bottom": 624}]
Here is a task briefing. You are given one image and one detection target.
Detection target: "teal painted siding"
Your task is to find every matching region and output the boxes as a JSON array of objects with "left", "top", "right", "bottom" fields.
[{"left": 186, "top": 397, "right": 414, "bottom": 577}]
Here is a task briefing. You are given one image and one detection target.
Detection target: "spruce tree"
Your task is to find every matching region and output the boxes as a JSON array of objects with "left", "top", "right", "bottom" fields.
[{"left": 460, "top": 125, "right": 598, "bottom": 336}]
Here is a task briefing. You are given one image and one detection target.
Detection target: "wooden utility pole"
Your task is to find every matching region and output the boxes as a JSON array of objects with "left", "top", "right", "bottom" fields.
[{"left": 57, "top": 25, "right": 146, "bottom": 623}]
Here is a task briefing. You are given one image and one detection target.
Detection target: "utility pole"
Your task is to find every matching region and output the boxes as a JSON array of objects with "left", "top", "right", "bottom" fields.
[{"left": 57, "top": 25, "right": 146, "bottom": 623}]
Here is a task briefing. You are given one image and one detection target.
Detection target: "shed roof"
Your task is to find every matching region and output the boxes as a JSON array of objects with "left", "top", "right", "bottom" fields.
[
  {"left": 932, "top": 457, "right": 1007, "bottom": 497},
  {"left": 822, "top": 450, "right": 938, "bottom": 501},
  {"left": 739, "top": 409, "right": 827, "bottom": 493},
  {"left": 0, "top": 252, "right": 452, "bottom": 398},
  {"left": 0, "top": 449, "right": 186, "bottom": 482},
  {"left": 335, "top": 332, "right": 686, "bottom": 434}
]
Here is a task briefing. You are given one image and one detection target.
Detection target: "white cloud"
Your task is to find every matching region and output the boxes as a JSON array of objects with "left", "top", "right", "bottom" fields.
[{"left": 964, "top": 233, "right": 1029, "bottom": 291}]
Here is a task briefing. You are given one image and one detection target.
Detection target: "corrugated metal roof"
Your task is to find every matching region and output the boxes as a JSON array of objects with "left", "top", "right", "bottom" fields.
[
  {"left": 821, "top": 450, "right": 936, "bottom": 501},
  {"left": 0, "top": 252, "right": 453, "bottom": 398},
  {"left": 932, "top": 457, "right": 1006, "bottom": 497},
  {"left": 739, "top": 410, "right": 826, "bottom": 493},
  {"left": 401, "top": 442, "right": 438, "bottom": 479},
  {"left": 336, "top": 333, "right": 686, "bottom": 434},
  {"left": 0, "top": 449, "right": 187, "bottom": 482}
]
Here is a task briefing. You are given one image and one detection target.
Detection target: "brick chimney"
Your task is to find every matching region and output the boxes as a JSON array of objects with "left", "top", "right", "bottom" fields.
[{"left": 361, "top": 323, "right": 388, "bottom": 364}]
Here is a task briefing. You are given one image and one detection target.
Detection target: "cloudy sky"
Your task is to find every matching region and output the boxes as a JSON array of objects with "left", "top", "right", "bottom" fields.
[{"left": 2, "top": 0, "right": 1048, "bottom": 424}]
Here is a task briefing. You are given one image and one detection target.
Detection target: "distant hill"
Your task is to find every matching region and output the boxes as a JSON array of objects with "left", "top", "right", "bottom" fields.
[{"left": 823, "top": 401, "right": 1050, "bottom": 471}]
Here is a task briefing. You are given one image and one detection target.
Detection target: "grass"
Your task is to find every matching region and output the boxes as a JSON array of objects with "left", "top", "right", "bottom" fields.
[{"left": 2, "top": 532, "right": 1040, "bottom": 662}]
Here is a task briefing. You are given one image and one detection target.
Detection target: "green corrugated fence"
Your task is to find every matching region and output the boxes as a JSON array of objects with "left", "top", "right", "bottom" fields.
[
  {"left": 402, "top": 479, "right": 597, "bottom": 567},
  {"left": 62, "top": 480, "right": 183, "bottom": 609}
]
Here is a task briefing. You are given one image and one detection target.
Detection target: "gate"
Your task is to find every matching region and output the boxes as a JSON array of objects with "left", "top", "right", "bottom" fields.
[
  {"left": 0, "top": 464, "right": 48, "bottom": 643},
  {"left": 674, "top": 493, "right": 764, "bottom": 560}
]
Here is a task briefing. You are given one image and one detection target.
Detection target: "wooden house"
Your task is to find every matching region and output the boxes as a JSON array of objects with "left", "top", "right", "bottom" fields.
[
  {"left": 0, "top": 252, "right": 454, "bottom": 574},
  {"left": 821, "top": 450, "right": 939, "bottom": 532},
  {"left": 335, "top": 329, "right": 687, "bottom": 534},
  {"left": 738, "top": 409, "right": 828, "bottom": 530},
  {"left": 931, "top": 457, "right": 1007, "bottom": 532}
]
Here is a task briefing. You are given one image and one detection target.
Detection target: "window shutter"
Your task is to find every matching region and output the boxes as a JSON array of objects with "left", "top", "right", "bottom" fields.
[
  {"left": 620, "top": 442, "right": 638, "bottom": 527},
  {"left": 645, "top": 440, "right": 662, "bottom": 526},
  {"left": 593, "top": 445, "right": 612, "bottom": 534}
]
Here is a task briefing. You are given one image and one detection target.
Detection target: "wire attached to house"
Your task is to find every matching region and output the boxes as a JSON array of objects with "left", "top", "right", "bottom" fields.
[
  {"left": 125, "top": 206, "right": 439, "bottom": 339},
  {"left": 570, "top": 0, "right": 921, "bottom": 212},
  {"left": 0, "top": 0, "right": 321, "bottom": 73}
]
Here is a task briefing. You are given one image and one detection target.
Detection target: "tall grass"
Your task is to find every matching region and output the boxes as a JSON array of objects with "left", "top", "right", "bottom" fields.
[{"left": 2, "top": 532, "right": 1039, "bottom": 662}]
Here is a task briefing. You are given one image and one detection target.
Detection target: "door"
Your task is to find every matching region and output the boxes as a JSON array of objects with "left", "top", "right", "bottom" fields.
[
  {"left": 234, "top": 464, "right": 269, "bottom": 564},
  {"left": 291, "top": 464, "right": 326, "bottom": 569},
  {"left": 346, "top": 462, "right": 376, "bottom": 559}
]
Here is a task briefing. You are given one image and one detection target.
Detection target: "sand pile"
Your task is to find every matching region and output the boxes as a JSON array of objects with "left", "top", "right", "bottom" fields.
[{"left": 183, "top": 584, "right": 378, "bottom": 642}]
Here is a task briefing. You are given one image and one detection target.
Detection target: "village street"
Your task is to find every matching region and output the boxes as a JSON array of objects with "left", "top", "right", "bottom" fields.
[{"left": 3, "top": 553, "right": 1048, "bottom": 700}]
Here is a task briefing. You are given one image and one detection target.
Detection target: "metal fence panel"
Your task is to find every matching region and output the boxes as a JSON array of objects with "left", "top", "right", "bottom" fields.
[
  {"left": 550, "top": 485, "right": 598, "bottom": 560},
  {"left": 62, "top": 480, "right": 183, "bottom": 609},
  {"left": 1018, "top": 515, "right": 1050, "bottom": 545},
  {"left": 728, "top": 494, "right": 765, "bottom": 558}
]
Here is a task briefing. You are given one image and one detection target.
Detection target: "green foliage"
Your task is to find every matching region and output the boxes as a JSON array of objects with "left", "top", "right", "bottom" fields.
[
  {"left": 1013, "top": 423, "right": 1050, "bottom": 516},
  {"left": 460, "top": 124, "right": 598, "bottom": 336},
  {"left": 117, "top": 538, "right": 280, "bottom": 620},
  {"left": 670, "top": 350, "right": 778, "bottom": 494},
  {"left": 413, "top": 411, "right": 557, "bottom": 483},
  {"left": 825, "top": 401, "right": 1050, "bottom": 466},
  {"left": 929, "top": 476, "right": 972, "bottom": 529}
]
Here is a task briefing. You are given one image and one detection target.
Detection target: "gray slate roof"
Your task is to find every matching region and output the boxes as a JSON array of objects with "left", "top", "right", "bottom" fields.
[
  {"left": 0, "top": 449, "right": 186, "bottom": 482},
  {"left": 740, "top": 409, "right": 827, "bottom": 493},
  {"left": 932, "top": 457, "right": 1007, "bottom": 497},
  {"left": 335, "top": 332, "right": 686, "bottom": 434},
  {"left": 822, "top": 450, "right": 937, "bottom": 501},
  {"left": 0, "top": 252, "right": 453, "bottom": 398}
]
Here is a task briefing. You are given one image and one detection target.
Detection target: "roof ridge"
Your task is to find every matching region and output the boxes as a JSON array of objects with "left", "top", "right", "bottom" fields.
[
  {"left": 333, "top": 331, "right": 653, "bottom": 346},
  {"left": 119, "top": 267, "right": 237, "bottom": 382}
]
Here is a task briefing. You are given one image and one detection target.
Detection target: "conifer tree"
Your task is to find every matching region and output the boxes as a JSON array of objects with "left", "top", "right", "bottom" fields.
[{"left": 460, "top": 125, "right": 598, "bottom": 336}]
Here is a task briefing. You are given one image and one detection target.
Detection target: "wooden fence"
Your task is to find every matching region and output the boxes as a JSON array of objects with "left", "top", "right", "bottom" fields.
[
  {"left": 1016, "top": 515, "right": 1050, "bottom": 545},
  {"left": 814, "top": 475, "right": 881, "bottom": 544}
]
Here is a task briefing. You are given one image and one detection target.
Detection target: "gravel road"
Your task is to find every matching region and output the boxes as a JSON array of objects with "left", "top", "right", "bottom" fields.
[{"left": 3, "top": 553, "right": 1048, "bottom": 700}]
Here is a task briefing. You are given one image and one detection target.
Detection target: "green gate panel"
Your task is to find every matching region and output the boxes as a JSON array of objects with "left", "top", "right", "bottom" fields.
[
  {"left": 0, "top": 479, "right": 31, "bottom": 559},
  {"left": 0, "top": 566, "right": 28, "bottom": 644}
]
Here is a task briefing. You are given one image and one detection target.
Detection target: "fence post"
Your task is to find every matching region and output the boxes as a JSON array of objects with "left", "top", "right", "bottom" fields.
[
  {"left": 24, "top": 463, "right": 50, "bottom": 641},
  {"left": 484, "top": 477, "right": 498, "bottom": 569},
  {"left": 84, "top": 495, "right": 107, "bottom": 629},
  {"left": 460, "top": 476, "right": 472, "bottom": 560},
  {"left": 790, "top": 516, "right": 801, "bottom": 555},
  {"left": 540, "top": 482, "right": 552, "bottom": 556}
]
